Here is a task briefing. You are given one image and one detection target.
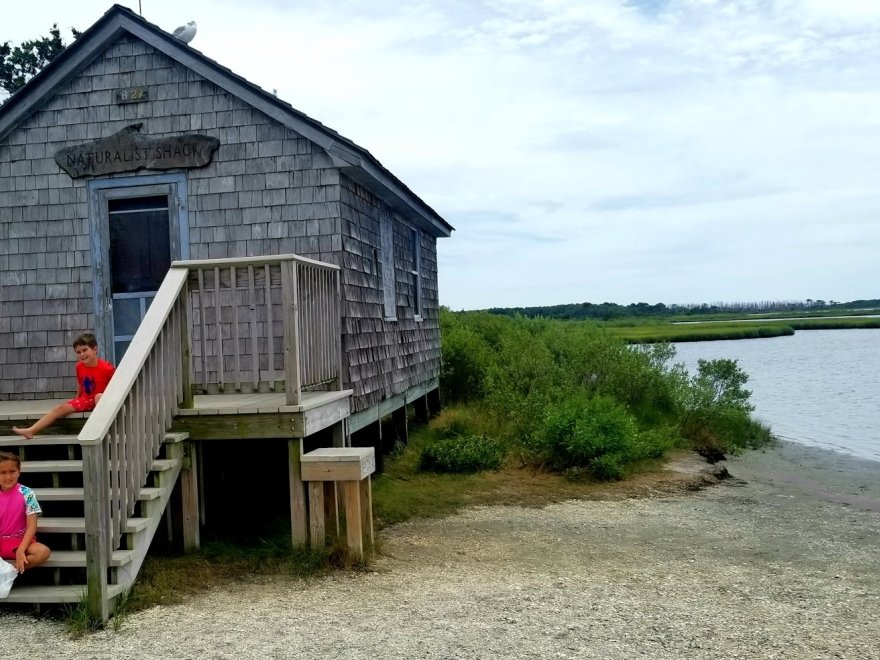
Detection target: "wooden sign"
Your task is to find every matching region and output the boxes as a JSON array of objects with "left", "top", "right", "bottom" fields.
[
  {"left": 55, "top": 123, "right": 220, "bottom": 178},
  {"left": 115, "top": 86, "right": 149, "bottom": 104}
]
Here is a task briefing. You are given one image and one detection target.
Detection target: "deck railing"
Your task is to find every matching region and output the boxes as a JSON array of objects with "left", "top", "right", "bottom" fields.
[
  {"left": 77, "top": 254, "right": 341, "bottom": 620},
  {"left": 180, "top": 255, "right": 342, "bottom": 404}
]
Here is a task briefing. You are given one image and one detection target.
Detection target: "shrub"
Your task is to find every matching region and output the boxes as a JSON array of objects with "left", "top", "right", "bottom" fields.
[
  {"left": 686, "top": 358, "right": 753, "bottom": 412},
  {"left": 678, "top": 358, "right": 773, "bottom": 457},
  {"left": 542, "top": 395, "right": 641, "bottom": 479},
  {"left": 440, "top": 320, "right": 493, "bottom": 403},
  {"left": 418, "top": 434, "right": 505, "bottom": 473},
  {"left": 589, "top": 453, "right": 626, "bottom": 481},
  {"left": 632, "top": 426, "right": 682, "bottom": 460},
  {"left": 682, "top": 406, "right": 774, "bottom": 457},
  {"left": 438, "top": 311, "right": 773, "bottom": 478}
]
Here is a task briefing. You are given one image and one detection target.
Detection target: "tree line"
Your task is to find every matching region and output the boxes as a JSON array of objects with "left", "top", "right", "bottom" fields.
[{"left": 482, "top": 298, "right": 880, "bottom": 322}]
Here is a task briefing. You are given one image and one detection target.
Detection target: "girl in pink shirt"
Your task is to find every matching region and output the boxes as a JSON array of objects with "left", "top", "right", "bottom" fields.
[{"left": 0, "top": 451, "right": 51, "bottom": 574}]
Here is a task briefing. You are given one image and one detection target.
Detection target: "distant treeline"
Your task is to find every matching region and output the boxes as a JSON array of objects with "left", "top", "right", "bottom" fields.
[{"left": 483, "top": 298, "right": 880, "bottom": 322}]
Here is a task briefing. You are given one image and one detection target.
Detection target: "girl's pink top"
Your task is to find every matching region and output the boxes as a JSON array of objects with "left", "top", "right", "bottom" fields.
[{"left": 0, "top": 484, "right": 41, "bottom": 540}]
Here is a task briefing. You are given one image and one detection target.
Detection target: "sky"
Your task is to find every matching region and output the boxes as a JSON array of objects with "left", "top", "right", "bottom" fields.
[{"left": 5, "top": 0, "right": 880, "bottom": 310}]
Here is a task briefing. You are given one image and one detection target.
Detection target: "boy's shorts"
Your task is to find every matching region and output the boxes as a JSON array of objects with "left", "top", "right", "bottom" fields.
[
  {"left": 67, "top": 395, "right": 97, "bottom": 412},
  {"left": 0, "top": 537, "right": 35, "bottom": 559}
]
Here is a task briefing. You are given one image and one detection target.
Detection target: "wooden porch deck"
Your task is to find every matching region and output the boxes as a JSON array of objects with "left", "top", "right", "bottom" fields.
[
  {"left": 0, "top": 390, "right": 353, "bottom": 442},
  {"left": 0, "top": 390, "right": 350, "bottom": 422}
]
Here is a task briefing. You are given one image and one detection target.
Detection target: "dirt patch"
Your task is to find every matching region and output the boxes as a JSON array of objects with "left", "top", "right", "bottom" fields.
[{"left": 452, "top": 451, "right": 728, "bottom": 508}]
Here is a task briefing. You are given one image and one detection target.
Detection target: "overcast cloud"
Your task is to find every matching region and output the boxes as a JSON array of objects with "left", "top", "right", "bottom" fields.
[{"left": 5, "top": 0, "right": 879, "bottom": 309}]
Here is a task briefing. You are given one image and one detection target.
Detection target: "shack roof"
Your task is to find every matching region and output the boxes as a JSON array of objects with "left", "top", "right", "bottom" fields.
[{"left": 0, "top": 4, "right": 453, "bottom": 238}]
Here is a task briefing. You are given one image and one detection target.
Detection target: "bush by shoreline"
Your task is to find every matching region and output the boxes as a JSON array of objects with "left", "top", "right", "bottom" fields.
[{"left": 429, "top": 310, "right": 773, "bottom": 482}]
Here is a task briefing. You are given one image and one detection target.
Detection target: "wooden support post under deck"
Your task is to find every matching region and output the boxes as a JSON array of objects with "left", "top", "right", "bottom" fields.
[
  {"left": 413, "top": 394, "right": 429, "bottom": 425},
  {"left": 179, "top": 442, "right": 200, "bottom": 551},
  {"left": 288, "top": 439, "right": 308, "bottom": 546},
  {"left": 82, "top": 440, "right": 110, "bottom": 623},
  {"left": 331, "top": 419, "right": 345, "bottom": 448},
  {"left": 392, "top": 405, "right": 409, "bottom": 447},
  {"left": 427, "top": 387, "right": 442, "bottom": 418}
]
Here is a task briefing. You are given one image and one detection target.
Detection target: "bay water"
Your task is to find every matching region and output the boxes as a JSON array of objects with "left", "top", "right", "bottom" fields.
[{"left": 672, "top": 329, "right": 880, "bottom": 462}]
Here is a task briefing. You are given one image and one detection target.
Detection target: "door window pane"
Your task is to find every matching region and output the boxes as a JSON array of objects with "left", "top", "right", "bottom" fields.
[
  {"left": 113, "top": 296, "right": 142, "bottom": 336},
  {"left": 109, "top": 195, "right": 171, "bottom": 293},
  {"left": 115, "top": 340, "right": 131, "bottom": 361}
]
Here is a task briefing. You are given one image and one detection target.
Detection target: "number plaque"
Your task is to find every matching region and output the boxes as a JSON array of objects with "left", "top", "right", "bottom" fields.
[{"left": 115, "top": 86, "right": 150, "bottom": 104}]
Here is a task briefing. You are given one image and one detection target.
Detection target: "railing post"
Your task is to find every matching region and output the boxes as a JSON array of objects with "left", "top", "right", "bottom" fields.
[
  {"left": 334, "top": 268, "right": 343, "bottom": 391},
  {"left": 82, "top": 439, "right": 110, "bottom": 623},
  {"left": 282, "top": 259, "right": 302, "bottom": 405},
  {"left": 180, "top": 279, "right": 194, "bottom": 408}
]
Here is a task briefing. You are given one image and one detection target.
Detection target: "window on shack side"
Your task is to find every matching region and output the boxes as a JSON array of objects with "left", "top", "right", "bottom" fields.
[
  {"left": 409, "top": 227, "right": 423, "bottom": 321},
  {"left": 380, "top": 212, "right": 397, "bottom": 321}
]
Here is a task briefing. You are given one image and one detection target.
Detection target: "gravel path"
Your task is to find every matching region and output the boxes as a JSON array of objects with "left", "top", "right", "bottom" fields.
[{"left": 3, "top": 441, "right": 879, "bottom": 659}]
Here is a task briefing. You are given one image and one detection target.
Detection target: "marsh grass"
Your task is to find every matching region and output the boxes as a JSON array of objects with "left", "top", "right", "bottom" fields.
[{"left": 605, "top": 316, "right": 880, "bottom": 343}]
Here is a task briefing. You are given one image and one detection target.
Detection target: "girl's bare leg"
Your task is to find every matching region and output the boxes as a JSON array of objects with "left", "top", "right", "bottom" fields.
[
  {"left": 12, "top": 403, "right": 77, "bottom": 439},
  {"left": 23, "top": 542, "right": 52, "bottom": 571}
]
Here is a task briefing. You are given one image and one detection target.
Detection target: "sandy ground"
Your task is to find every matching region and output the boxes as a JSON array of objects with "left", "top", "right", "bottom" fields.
[{"left": 2, "top": 440, "right": 879, "bottom": 659}]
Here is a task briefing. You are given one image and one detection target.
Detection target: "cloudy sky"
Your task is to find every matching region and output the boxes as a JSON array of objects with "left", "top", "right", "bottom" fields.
[{"left": 5, "top": 1, "right": 880, "bottom": 309}]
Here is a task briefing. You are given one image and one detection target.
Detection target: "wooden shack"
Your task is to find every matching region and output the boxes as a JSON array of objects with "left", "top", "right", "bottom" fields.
[{"left": 0, "top": 4, "right": 452, "bottom": 617}]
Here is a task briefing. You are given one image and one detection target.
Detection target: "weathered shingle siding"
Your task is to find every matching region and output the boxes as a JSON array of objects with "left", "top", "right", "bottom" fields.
[
  {"left": 339, "top": 176, "right": 441, "bottom": 412},
  {"left": 0, "top": 34, "right": 442, "bottom": 406},
  {"left": 0, "top": 81, "right": 93, "bottom": 398}
]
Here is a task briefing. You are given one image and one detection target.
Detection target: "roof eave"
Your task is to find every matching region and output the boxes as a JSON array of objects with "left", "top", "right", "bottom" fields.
[{"left": 329, "top": 145, "right": 452, "bottom": 238}]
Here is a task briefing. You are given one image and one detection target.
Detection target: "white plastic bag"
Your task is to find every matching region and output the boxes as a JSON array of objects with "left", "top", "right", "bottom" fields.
[{"left": 0, "top": 559, "right": 17, "bottom": 598}]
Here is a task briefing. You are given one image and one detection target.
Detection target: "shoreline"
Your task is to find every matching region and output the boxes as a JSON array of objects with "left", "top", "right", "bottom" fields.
[{"left": 723, "top": 437, "right": 880, "bottom": 514}]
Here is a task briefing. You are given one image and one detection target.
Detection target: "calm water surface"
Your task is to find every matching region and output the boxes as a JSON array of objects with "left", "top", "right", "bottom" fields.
[{"left": 673, "top": 329, "right": 880, "bottom": 462}]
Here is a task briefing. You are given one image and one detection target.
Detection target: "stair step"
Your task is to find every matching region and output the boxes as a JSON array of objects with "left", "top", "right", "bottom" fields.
[
  {"left": 20, "top": 460, "right": 84, "bottom": 473},
  {"left": 0, "top": 434, "right": 80, "bottom": 447},
  {"left": 0, "top": 432, "right": 188, "bottom": 449},
  {"left": 3, "top": 548, "right": 134, "bottom": 569},
  {"left": 38, "top": 516, "right": 150, "bottom": 534},
  {"left": 1, "top": 583, "right": 126, "bottom": 604},
  {"left": 32, "top": 487, "right": 165, "bottom": 502},
  {"left": 21, "top": 457, "right": 179, "bottom": 474}
]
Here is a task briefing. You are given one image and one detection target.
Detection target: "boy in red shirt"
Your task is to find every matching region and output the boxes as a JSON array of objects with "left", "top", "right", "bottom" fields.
[
  {"left": 12, "top": 333, "right": 116, "bottom": 439},
  {"left": 0, "top": 451, "right": 51, "bottom": 573}
]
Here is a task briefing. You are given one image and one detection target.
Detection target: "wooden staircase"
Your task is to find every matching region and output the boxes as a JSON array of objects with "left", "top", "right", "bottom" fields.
[
  {"left": 0, "top": 431, "right": 187, "bottom": 607},
  {"left": 0, "top": 254, "right": 343, "bottom": 620}
]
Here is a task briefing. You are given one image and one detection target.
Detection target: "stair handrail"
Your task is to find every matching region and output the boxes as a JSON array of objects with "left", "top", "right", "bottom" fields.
[{"left": 78, "top": 265, "right": 191, "bottom": 621}]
